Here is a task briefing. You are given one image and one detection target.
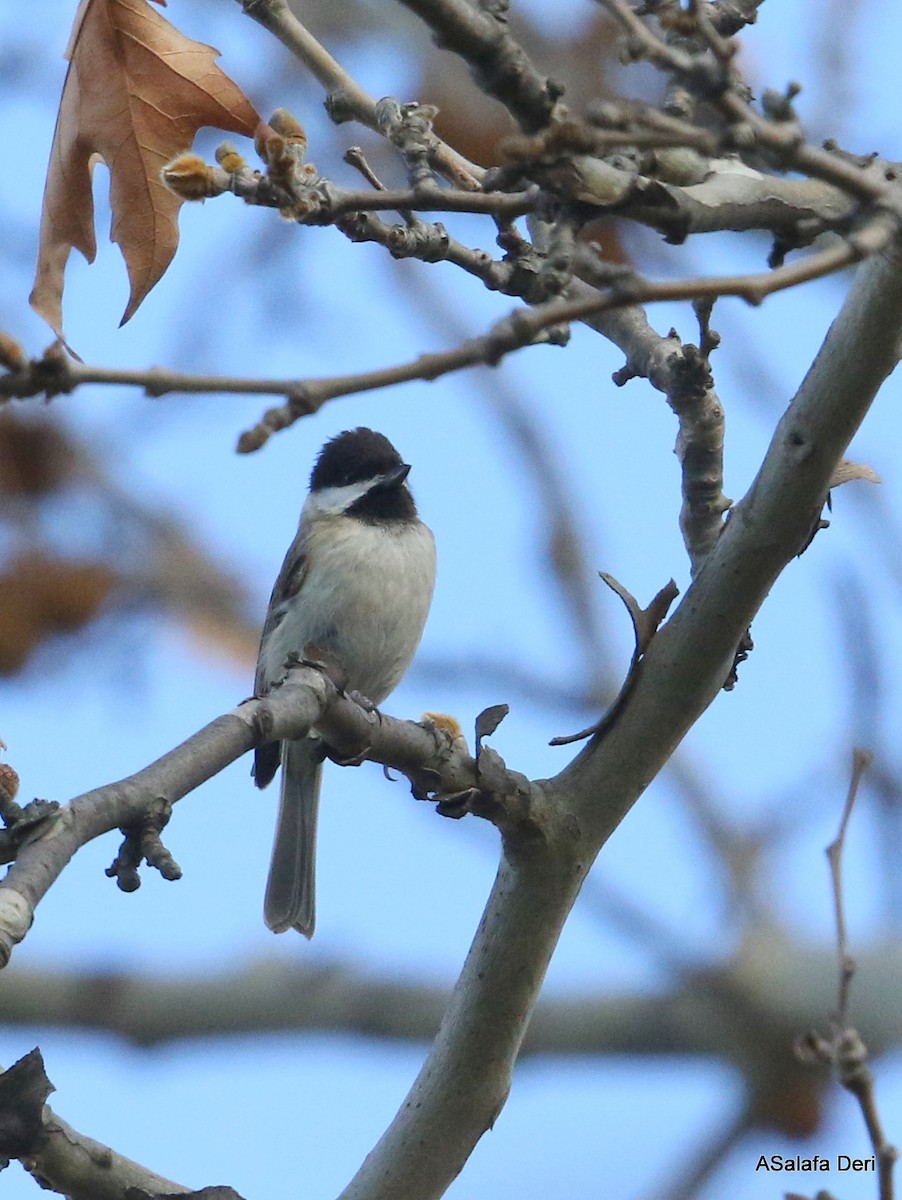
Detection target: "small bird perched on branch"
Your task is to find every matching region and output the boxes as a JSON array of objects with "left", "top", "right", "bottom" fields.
[{"left": 253, "top": 428, "right": 436, "bottom": 936}]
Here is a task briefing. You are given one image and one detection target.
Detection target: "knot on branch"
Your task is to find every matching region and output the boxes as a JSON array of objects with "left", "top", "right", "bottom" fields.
[
  {"left": 498, "top": 241, "right": 564, "bottom": 305},
  {"left": 667, "top": 342, "right": 714, "bottom": 410},
  {"left": 105, "top": 798, "right": 182, "bottom": 893},
  {"left": 375, "top": 97, "right": 440, "bottom": 190},
  {"left": 385, "top": 221, "right": 451, "bottom": 262},
  {"left": 536, "top": 222, "right": 577, "bottom": 298}
]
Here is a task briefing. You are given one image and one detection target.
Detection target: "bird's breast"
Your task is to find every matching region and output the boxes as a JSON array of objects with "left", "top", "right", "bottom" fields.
[{"left": 260, "top": 515, "right": 435, "bottom": 705}]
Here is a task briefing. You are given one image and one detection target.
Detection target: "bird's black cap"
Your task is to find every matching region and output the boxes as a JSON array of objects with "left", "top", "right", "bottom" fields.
[{"left": 310, "top": 428, "right": 405, "bottom": 491}]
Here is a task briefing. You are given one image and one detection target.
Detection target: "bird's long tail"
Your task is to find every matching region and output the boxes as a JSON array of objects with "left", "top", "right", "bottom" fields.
[{"left": 263, "top": 739, "right": 324, "bottom": 937}]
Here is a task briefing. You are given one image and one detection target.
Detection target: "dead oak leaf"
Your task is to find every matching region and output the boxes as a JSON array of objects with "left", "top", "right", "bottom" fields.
[{"left": 30, "top": 0, "right": 259, "bottom": 336}]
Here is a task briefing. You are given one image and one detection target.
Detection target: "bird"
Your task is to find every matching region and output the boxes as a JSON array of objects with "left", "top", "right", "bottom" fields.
[{"left": 253, "top": 428, "right": 436, "bottom": 937}]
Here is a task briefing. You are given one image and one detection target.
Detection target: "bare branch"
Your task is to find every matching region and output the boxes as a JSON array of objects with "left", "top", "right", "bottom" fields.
[
  {"left": 396, "top": 0, "right": 565, "bottom": 133},
  {"left": 0, "top": 664, "right": 515, "bottom": 967},
  {"left": 329, "top": 222, "right": 902, "bottom": 1200},
  {"left": 8, "top": 940, "right": 902, "bottom": 1055},
  {"left": 827, "top": 747, "right": 873, "bottom": 1027},
  {"left": 10, "top": 205, "right": 893, "bottom": 453},
  {"left": 556, "top": 231, "right": 902, "bottom": 844},
  {"left": 598, "top": 0, "right": 899, "bottom": 205},
  {"left": 237, "top": 0, "right": 482, "bottom": 187},
  {"left": 798, "top": 750, "right": 898, "bottom": 1200},
  {"left": 225, "top": 175, "right": 536, "bottom": 220},
  {"left": 612, "top": 165, "right": 859, "bottom": 243},
  {"left": 550, "top": 576, "right": 679, "bottom": 745},
  {"left": 827, "top": 752, "right": 899, "bottom": 1200},
  {"left": 0, "top": 1050, "right": 193, "bottom": 1199},
  {"left": 238, "top": 304, "right": 569, "bottom": 450},
  {"left": 0, "top": 310, "right": 567, "bottom": 436}
]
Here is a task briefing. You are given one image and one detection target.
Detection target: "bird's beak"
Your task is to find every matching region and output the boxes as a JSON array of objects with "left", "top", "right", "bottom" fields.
[{"left": 369, "top": 463, "right": 411, "bottom": 492}]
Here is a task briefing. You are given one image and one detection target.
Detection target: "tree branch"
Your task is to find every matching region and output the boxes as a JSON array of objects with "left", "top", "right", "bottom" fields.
[
  {"left": 561, "top": 231, "right": 902, "bottom": 844},
  {"left": 598, "top": 0, "right": 899, "bottom": 206},
  {"left": 0, "top": 1050, "right": 192, "bottom": 1200},
  {"left": 0, "top": 664, "right": 508, "bottom": 967},
  {"left": 396, "top": 0, "right": 564, "bottom": 134},
  {"left": 567, "top": 157, "right": 861, "bottom": 242},
  {"left": 306, "top": 223, "right": 902, "bottom": 1200},
  {"left": 318, "top": 238, "right": 902, "bottom": 1200},
  {"left": 338, "top": 826, "right": 585, "bottom": 1200},
  {"left": 237, "top": 0, "right": 482, "bottom": 187},
  {"left": 7, "top": 208, "right": 892, "bottom": 451},
  {"left": 6, "top": 941, "right": 902, "bottom": 1056},
  {"left": 798, "top": 750, "right": 899, "bottom": 1200}
]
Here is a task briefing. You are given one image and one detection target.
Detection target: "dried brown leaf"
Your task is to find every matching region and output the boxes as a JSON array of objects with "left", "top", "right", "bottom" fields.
[
  {"left": 30, "top": 0, "right": 259, "bottom": 335},
  {"left": 0, "top": 554, "right": 120, "bottom": 675},
  {"left": 829, "top": 459, "right": 881, "bottom": 488}
]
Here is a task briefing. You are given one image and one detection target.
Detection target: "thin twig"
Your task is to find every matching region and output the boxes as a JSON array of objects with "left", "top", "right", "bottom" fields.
[
  {"left": 827, "top": 747, "right": 873, "bottom": 1027},
  {"left": 226, "top": 172, "right": 536, "bottom": 219},
  {"left": 5, "top": 215, "right": 893, "bottom": 451},
  {"left": 235, "top": 308, "right": 568, "bottom": 451},
  {"left": 802, "top": 748, "right": 899, "bottom": 1200},
  {"left": 325, "top": 185, "right": 534, "bottom": 218},
  {"left": 238, "top": 0, "right": 483, "bottom": 188},
  {"left": 343, "top": 147, "right": 387, "bottom": 190},
  {"left": 560, "top": 220, "right": 895, "bottom": 311},
  {"left": 598, "top": 0, "right": 898, "bottom": 206}
]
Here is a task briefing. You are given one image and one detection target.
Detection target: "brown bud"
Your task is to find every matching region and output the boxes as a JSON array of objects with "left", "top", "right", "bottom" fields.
[
  {"left": 253, "top": 122, "right": 273, "bottom": 156},
  {"left": 0, "top": 331, "right": 27, "bottom": 372},
  {"left": 236, "top": 426, "right": 269, "bottom": 454},
  {"left": 215, "top": 141, "right": 247, "bottom": 174},
  {"left": 422, "top": 711, "right": 469, "bottom": 753},
  {"left": 269, "top": 108, "right": 307, "bottom": 151},
  {"left": 161, "top": 154, "right": 218, "bottom": 201}
]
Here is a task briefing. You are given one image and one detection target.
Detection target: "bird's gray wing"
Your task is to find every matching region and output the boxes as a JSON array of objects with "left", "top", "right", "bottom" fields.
[
  {"left": 252, "top": 527, "right": 309, "bottom": 790},
  {"left": 254, "top": 528, "right": 310, "bottom": 696}
]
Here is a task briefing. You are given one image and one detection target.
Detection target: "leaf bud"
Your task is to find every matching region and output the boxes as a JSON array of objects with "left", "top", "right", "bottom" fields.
[
  {"left": 215, "top": 141, "right": 247, "bottom": 174},
  {"left": 161, "top": 153, "right": 219, "bottom": 200}
]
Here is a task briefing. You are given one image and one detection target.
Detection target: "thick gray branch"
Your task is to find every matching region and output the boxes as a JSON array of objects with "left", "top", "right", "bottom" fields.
[
  {"left": 339, "top": 829, "right": 585, "bottom": 1200},
  {"left": 549, "top": 155, "right": 860, "bottom": 241},
  {"left": 339, "top": 231, "right": 902, "bottom": 1200}
]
